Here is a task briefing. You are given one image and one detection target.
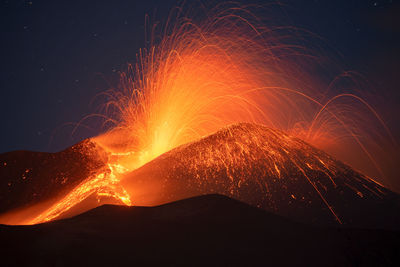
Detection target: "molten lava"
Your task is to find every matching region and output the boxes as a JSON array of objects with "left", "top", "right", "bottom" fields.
[{"left": 0, "top": 4, "right": 396, "bottom": 225}]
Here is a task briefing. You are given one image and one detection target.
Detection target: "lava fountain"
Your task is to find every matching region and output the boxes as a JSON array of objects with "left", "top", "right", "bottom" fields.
[{"left": 0, "top": 4, "right": 396, "bottom": 225}]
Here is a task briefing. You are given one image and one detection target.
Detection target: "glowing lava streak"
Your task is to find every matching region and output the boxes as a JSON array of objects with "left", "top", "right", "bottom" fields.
[
  {"left": 24, "top": 4, "right": 394, "bottom": 224},
  {"left": 28, "top": 161, "right": 132, "bottom": 224}
]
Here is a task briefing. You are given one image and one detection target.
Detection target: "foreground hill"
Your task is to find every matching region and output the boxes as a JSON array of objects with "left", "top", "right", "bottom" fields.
[{"left": 0, "top": 194, "right": 399, "bottom": 266}]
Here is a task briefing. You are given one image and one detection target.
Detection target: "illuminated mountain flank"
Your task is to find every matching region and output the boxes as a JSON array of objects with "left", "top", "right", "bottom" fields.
[{"left": 121, "top": 122, "right": 400, "bottom": 228}]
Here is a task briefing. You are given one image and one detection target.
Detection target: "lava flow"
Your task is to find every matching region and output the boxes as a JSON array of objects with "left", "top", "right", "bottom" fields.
[{"left": 0, "top": 4, "right": 397, "bottom": 225}]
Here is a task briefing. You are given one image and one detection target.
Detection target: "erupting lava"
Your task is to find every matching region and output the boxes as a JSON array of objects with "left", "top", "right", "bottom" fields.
[{"left": 0, "top": 4, "right": 396, "bottom": 225}]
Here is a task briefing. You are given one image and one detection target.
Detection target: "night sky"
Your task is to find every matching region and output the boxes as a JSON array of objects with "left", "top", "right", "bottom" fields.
[{"left": 0, "top": 0, "right": 399, "bottom": 153}]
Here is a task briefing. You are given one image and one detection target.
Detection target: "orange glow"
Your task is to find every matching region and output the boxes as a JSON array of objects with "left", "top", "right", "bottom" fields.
[{"left": 2, "top": 4, "right": 395, "bottom": 225}]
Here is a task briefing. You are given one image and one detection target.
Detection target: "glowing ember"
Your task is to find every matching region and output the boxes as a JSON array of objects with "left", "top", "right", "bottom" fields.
[{"left": 0, "top": 4, "right": 396, "bottom": 225}]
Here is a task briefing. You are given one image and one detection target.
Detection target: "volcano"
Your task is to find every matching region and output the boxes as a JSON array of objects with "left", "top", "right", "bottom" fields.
[
  {"left": 1, "top": 123, "right": 399, "bottom": 228},
  {"left": 121, "top": 122, "right": 400, "bottom": 228},
  {"left": 1, "top": 123, "right": 400, "bottom": 266}
]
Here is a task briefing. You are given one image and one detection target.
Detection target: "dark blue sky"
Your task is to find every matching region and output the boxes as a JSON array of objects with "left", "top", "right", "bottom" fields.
[{"left": 0, "top": 0, "right": 399, "bottom": 153}]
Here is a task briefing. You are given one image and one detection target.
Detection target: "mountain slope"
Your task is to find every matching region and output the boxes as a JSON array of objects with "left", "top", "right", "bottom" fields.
[
  {"left": 121, "top": 123, "right": 400, "bottom": 228},
  {"left": 0, "top": 140, "right": 106, "bottom": 215},
  {"left": 0, "top": 195, "right": 398, "bottom": 266}
]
